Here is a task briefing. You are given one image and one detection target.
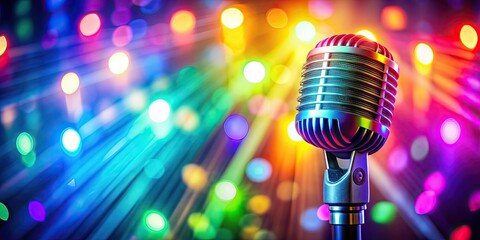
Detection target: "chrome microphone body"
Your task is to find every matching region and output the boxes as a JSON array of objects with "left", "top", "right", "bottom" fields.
[{"left": 295, "top": 34, "right": 399, "bottom": 240}]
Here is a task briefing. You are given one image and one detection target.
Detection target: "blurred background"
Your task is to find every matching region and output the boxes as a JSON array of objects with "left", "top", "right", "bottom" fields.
[{"left": 0, "top": 0, "right": 479, "bottom": 239}]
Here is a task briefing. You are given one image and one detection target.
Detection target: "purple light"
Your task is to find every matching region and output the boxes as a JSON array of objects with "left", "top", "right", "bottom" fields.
[
  {"left": 111, "top": 7, "right": 132, "bottom": 26},
  {"left": 316, "top": 204, "right": 330, "bottom": 221},
  {"left": 468, "top": 190, "right": 480, "bottom": 212},
  {"left": 388, "top": 146, "right": 408, "bottom": 173},
  {"left": 423, "top": 171, "right": 446, "bottom": 194},
  {"left": 112, "top": 25, "right": 133, "bottom": 47},
  {"left": 415, "top": 191, "right": 437, "bottom": 215},
  {"left": 301, "top": 208, "right": 323, "bottom": 231},
  {"left": 440, "top": 118, "right": 461, "bottom": 144},
  {"left": 224, "top": 114, "right": 249, "bottom": 140},
  {"left": 28, "top": 201, "right": 46, "bottom": 222}
]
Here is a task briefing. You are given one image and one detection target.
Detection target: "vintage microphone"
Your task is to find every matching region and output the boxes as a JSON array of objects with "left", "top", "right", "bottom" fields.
[{"left": 295, "top": 34, "right": 399, "bottom": 240}]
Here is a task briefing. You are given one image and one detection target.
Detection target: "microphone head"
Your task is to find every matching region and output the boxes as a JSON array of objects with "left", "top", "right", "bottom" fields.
[{"left": 295, "top": 34, "right": 399, "bottom": 158}]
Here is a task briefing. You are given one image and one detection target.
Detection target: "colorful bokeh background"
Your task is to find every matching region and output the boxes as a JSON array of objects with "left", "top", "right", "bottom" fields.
[{"left": 0, "top": 0, "right": 479, "bottom": 239}]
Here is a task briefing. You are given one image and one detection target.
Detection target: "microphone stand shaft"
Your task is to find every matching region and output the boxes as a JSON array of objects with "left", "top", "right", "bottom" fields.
[{"left": 332, "top": 225, "right": 361, "bottom": 240}]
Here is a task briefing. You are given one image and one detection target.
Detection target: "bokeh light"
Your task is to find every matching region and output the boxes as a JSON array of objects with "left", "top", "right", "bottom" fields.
[
  {"left": 21, "top": 151, "right": 36, "bottom": 167},
  {"left": 221, "top": 8, "right": 244, "bottom": 29},
  {"left": 468, "top": 190, "right": 480, "bottom": 212},
  {"left": 79, "top": 13, "right": 101, "bottom": 36},
  {"left": 0, "top": 35, "right": 7, "bottom": 56},
  {"left": 300, "top": 208, "right": 323, "bottom": 231},
  {"left": 316, "top": 204, "right": 330, "bottom": 221},
  {"left": 388, "top": 146, "right": 408, "bottom": 172},
  {"left": 371, "top": 201, "right": 397, "bottom": 224},
  {"left": 308, "top": 0, "right": 333, "bottom": 19},
  {"left": 175, "top": 106, "right": 199, "bottom": 132},
  {"left": 381, "top": 6, "right": 407, "bottom": 30},
  {"left": 415, "top": 190, "right": 437, "bottom": 214},
  {"left": 266, "top": 8, "right": 288, "bottom": 29},
  {"left": 410, "top": 136, "right": 429, "bottom": 161},
  {"left": 224, "top": 114, "right": 249, "bottom": 140},
  {"left": 182, "top": 164, "right": 207, "bottom": 190},
  {"left": 215, "top": 181, "right": 237, "bottom": 201},
  {"left": 248, "top": 195, "right": 271, "bottom": 215},
  {"left": 450, "top": 225, "right": 472, "bottom": 240},
  {"left": 460, "top": 24, "right": 478, "bottom": 49},
  {"left": 276, "top": 181, "right": 299, "bottom": 201},
  {"left": 423, "top": 171, "right": 446, "bottom": 194},
  {"left": 28, "top": 201, "right": 46, "bottom": 222},
  {"left": 245, "top": 158, "right": 272, "bottom": 183},
  {"left": 145, "top": 211, "right": 168, "bottom": 232},
  {"left": 0, "top": 202, "right": 8, "bottom": 221},
  {"left": 243, "top": 61, "right": 266, "bottom": 83},
  {"left": 287, "top": 121, "right": 302, "bottom": 142},
  {"left": 188, "top": 213, "right": 210, "bottom": 232},
  {"left": 16, "top": 132, "right": 34, "bottom": 155},
  {"left": 441, "top": 118, "right": 461, "bottom": 144},
  {"left": 108, "top": 51, "right": 130, "bottom": 75},
  {"left": 61, "top": 128, "right": 82, "bottom": 156},
  {"left": 414, "top": 43, "right": 434, "bottom": 65},
  {"left": 356, "top": 29, "right": 377, "bottom": 41},
  {"left": 170, "top": 10, "right": 196, "bottom": 33},
  {"left": 61, "top": 72, "right": 80, "bottom": 95},
  {"left": 112, "top": 25, "right": 133, "bottom": 47},
  {"left": 148, "top": 99, "right": 171, "bottom": 123},
  {"left": 295, "top": 21, "right": 316, "bottom": 42}
]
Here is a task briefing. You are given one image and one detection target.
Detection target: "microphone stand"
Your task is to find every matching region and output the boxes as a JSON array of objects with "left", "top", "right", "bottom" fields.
[{"left": 324, "top": 151, "right": 369, "bottom": 240}]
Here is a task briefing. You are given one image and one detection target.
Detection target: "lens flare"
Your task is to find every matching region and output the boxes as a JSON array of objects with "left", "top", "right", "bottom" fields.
[
  {"left": 61, "top": 72, "right": 80, "bottom": 95},
  {"left": 414, "top": 43, "right": 434, "bottom": 65},
  {"left": 221, "top": 8, "right": 244, "bottom": 29},
  {"left": 215, "top": 181, "right": 237, "bottom": 201},
  {"left": 287, "top": 121, "right": 302, "bottom": 142},
  {"left": 145, "top": 211, "right": 168, "bottom": 232},
  {"left": 441, "top": 118, "right": 461, "bottom": 144},
  {"left": 356, "top": 29, "right": 377, "bottom": 41},
  {"left": 61, "top": 128, "right": 82, "bottom": 156},
  {"left": 170, "top": 10, "right": 196, "bottom": 33},
  {"left": 108, "top": 51, "right": 130, "bottom": 74},
  {"left": 148, "top": 99, "right": 171, "bottom": 123},
  {"left": 295, "top": 21, "right": 316, "bottom": 42},
  {"left": 79, "top": 13, "right": 101, "bottom": 36},
  {"left": 243, "top": 61, "right": 266, "bottom": 83},
  {"left": 460, "top": 24, "right": 478, "bottom": 49}
]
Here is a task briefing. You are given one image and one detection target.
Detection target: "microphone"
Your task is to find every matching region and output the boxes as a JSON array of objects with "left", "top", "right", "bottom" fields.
[{"left": 295, "top": 34, "right": 399, "bottom": 240}]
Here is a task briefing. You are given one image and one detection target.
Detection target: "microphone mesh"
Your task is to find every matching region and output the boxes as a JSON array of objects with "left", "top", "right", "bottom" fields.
[{"left": 296, "top": 34, "right": 399, "bottom": 155}]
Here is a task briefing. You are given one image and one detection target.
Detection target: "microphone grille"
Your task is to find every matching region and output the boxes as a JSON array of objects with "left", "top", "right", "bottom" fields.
[
  {"left": 315, "top": 34, "right": 394, "bottom": 61},
  {"left": 295, "top": 34, "right": 399, "bottom": 155}
]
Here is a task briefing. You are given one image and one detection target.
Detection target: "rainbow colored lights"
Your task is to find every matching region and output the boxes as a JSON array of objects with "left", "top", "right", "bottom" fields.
[{"left": 0, "top": 1, "right": 479, "bottom": 239}]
